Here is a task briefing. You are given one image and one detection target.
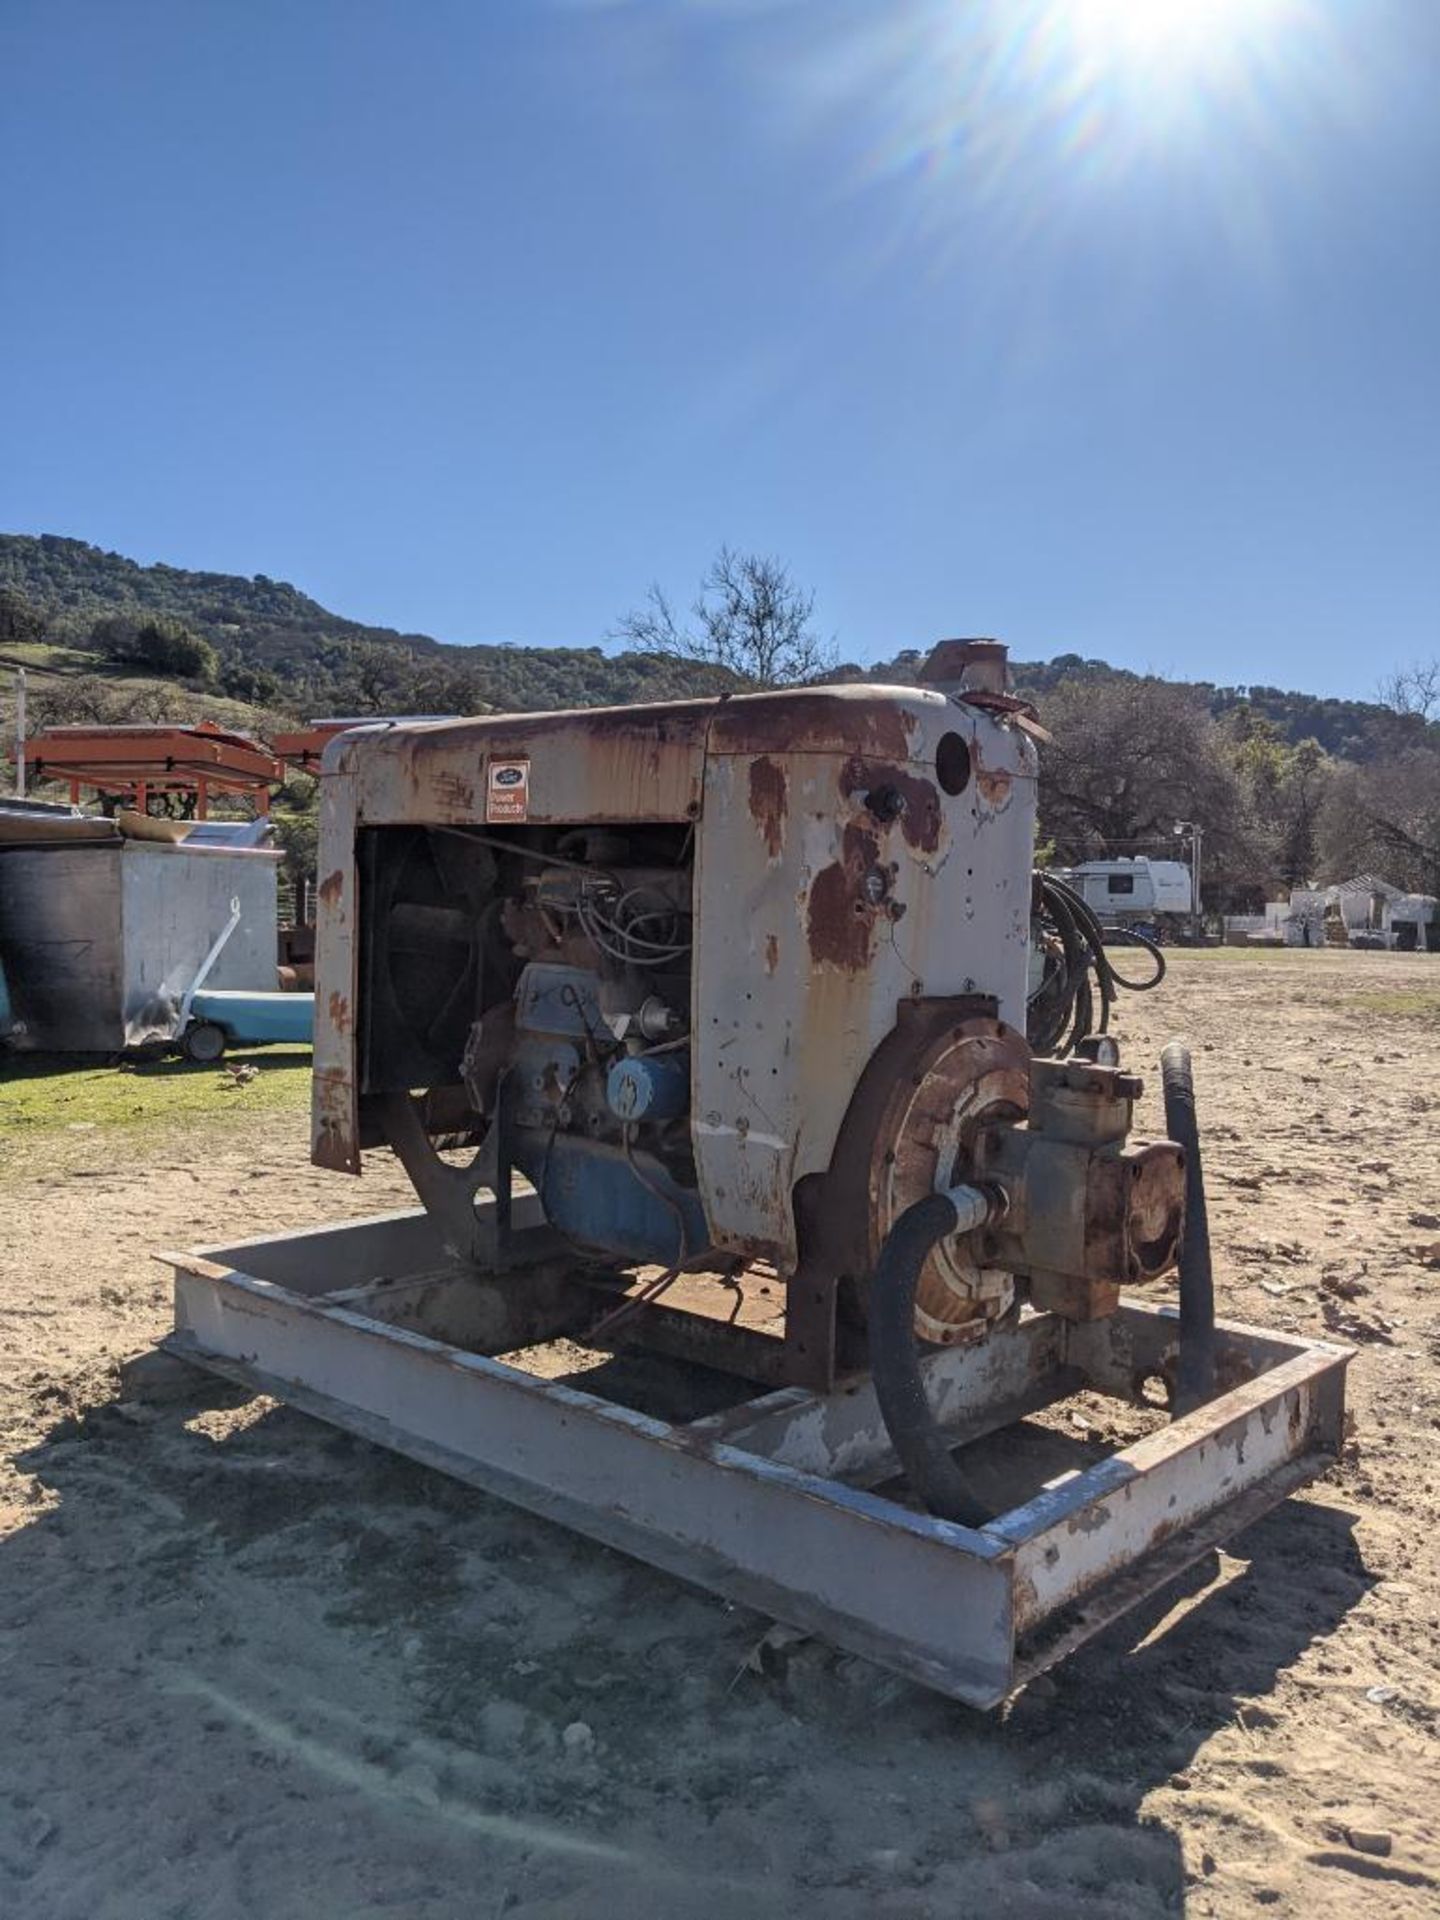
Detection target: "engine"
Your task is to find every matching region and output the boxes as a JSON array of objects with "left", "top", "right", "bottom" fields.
[
  {"left": 464, "top": 830, "right": 706, "bottom": 1264},
  {"left": 312, "top": 638, "right": 1185, "bottom": 1412}
]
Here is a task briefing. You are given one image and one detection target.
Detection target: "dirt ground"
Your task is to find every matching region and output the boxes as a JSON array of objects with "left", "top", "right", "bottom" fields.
[{"left": 1, "top": 949, "right": 1437, "bottom": 1919}]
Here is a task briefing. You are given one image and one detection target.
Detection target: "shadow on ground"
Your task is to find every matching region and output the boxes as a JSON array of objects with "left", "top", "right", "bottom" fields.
[
  {"left": 0, "top": 1047, "right": 311, "bottom": 1084},
  {"left": 0, "top": 1373, "right": 1373, "bottom": 1920}
]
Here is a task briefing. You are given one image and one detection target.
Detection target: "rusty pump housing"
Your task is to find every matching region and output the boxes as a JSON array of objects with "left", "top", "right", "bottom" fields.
[{"left": 310, "top": 638, "right": 1185, "bottom": 1504}]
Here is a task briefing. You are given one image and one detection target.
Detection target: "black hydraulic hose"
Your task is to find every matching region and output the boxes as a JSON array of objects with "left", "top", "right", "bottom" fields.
[
  {"left": 870, "top": 1191, "right": 995, "bottom": 1528},
  {"left": 1099, "top": 924, "right": 1168, "bottom": 994},
  {"left": 1028, "top": 873, "right": 1167, "bottom": 1056},
  {"left": 1161, "top": 1041, "right": 1217, "bottom": 1415},
  {"left": 1056, "top": 876, "right": 1167, "bottom": 1000}
]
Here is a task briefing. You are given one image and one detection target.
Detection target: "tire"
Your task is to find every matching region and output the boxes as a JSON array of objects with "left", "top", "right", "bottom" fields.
[{"left": 182, "top": 1021, "right": 227, "bottom": 1064}]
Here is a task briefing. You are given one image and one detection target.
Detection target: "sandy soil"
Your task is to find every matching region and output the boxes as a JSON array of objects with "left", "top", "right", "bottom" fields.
[{"left": 1, "top": 949, "right": 1437, "bottom": 1919}]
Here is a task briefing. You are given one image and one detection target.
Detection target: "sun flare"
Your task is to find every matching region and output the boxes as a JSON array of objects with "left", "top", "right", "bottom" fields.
[
  {"left": 819, "top": 0, "right": 1347, "bottom": 268},
  {"left": 1047, "top": 0, "right": 1311, "bottom": 127},
  {"left": 1066, "top": 0, "right": 1290, "bottom": 73}
]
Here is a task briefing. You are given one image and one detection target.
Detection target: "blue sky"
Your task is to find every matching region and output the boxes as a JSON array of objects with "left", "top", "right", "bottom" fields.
[{"left": 2, "top": 0, "right": 1436, "bottom": 697}]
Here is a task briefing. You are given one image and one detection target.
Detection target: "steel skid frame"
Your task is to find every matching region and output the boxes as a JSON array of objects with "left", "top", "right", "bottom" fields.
[{"left": 163, "top": 1204, "right": 1349, "bottom": 1708}]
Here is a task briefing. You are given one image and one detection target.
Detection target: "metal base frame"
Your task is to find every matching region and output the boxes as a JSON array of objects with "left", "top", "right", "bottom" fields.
[{"left": 162, "top": 1206, "right": 1349, "bottom": 1708}]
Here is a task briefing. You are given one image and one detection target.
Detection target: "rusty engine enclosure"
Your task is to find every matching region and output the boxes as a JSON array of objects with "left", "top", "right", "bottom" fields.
[{"left": 309, "top": 657, "right": 1182, "bottom": 1395}]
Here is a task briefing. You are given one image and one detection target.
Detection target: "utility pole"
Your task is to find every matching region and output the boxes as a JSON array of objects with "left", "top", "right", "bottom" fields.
[
  {"left": 13, "top": 668, "right": 24, "bottom": 799},
  {"left": 1175, "top": 819, "right": 1203, "bottom": 944}
]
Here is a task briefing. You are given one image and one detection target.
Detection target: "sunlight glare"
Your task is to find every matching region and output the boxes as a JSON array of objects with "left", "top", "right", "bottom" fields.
[
  {"left": 823, "top": 0, "right": 1349, "bottom": 270},
  {"left": 1065, "top": 0, "right": 1294, "bottom": 80}
]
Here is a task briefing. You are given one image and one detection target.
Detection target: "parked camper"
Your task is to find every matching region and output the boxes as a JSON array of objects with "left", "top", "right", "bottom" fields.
[{"left": 1047, "top": 857, "right": 1193, "bottom": 934}]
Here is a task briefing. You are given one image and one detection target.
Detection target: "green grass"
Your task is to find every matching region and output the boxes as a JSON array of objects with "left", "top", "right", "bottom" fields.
[
  {"left": 0, "top": 1047, "right": 313, "bottom": 1138},
  {"left": 0, "top": 641, "right": 99, "bottom": 673},
  {"left": 1345, "top": 987, "right": 1440, "bottom": 1019}
]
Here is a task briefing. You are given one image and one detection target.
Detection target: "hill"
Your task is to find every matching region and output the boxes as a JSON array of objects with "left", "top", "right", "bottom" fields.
[
  {"left": 0, "top": 532, "right": 442, "bottom": 667},
  {"left": 0, "top": 534, "right": 736, "bottom": 715},
  {"left": 856, "top": 648, "right": 1428, "bottom": 765},
  {"left": 0, "top": 532, "right": 1427, "bottom": 759},
  {"left": 3, "top": 533, "right": 1435, "bottom": 905}
]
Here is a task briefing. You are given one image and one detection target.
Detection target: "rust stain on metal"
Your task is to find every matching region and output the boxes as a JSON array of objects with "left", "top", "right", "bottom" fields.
[
  {"left": 312, "top": 1065, "right": 357, "bottom": 1173},
  {"left": 710, "top": 692, "right": 914, "bottom": 761},
  {"left": 385, "top": 702, "right": 713, "bottom": 823},
  {"left": 971, "top": 739, "right": 1013, "bottom": 811},
  {"left": 410, "top": 698, "right": 719, "bottom": 749},
  {"left": 313, "top": 1063, "right": 349, "bottom": 1111},
  {"left": 764, "top": 932, "right": 780, "bottom": 975},
  {"left": 838, "top": 759, "right": 943, "bottom": 853},
  {"left": 976, "top": 766, "right": 1012, "bottom": 809},
  {"left": 318, "top": 869, "right": 345, "bottom": 907},
  {"left": 806, "top": 821, "right": 882, "bottom": 972},
  {"left": 429, "top": 767, "right": 476, "bottom": 813},
  {"left": 312, "top": 1127, "right": 353, "bottom": 1173},
  {"left": 748, "top": 756, "right": 788, "bottom": 859},
  {"left": 327, "top": 990, "right": 352, "bottom": 1036},
  {"left": 1066, "top": 1503, "right": 1117, "bottom": 1538},
  {"left": 309, "top": 1067, "right": 353, "bottom": 1167}
]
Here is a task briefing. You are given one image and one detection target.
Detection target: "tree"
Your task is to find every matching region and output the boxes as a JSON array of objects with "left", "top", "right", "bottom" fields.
[
  {"left": 613, "top": 546, "right": 833, "bottom": 688},
  {"left": 0, "top": 585, "right": 45, "bottom": 647},
  {"left": 92, "top": 614, "right": 218, "bottom": 682},
  {"left": 1036, "top": 676, "right": 1266, "bottom": 898},
  {"left": 1222, "top": 707, "right": 1333, "bottom": 888},
  {"left": 218, "top": 659, "right": 284, "bottom": 706},
  {"left": 337, "top": 640, "right": 407, "bottom": 713},
  {"left": 296, "top": 639, "right": 497, "bottom": 718},
  {"left": 29, "top": 675, "right": 190, "bottom": 735},
  {"left": 1276, "top": 739, "right": 1328, "bottom": 886},
  {"left": 1034, "top": 677, "right": 1291, "bottom": 909},
  {"left": 1317, "top": 665, "right": 1440, "bottom": 893},
  {"left": 1319, "top": 748, "right": 1440, "bottom": 897},
  {"left": 269, "top": 774, "right": 320, "bottom": 896},
  {"left": 1379, "top": 659, "right": 1440, "bottom": 722}
]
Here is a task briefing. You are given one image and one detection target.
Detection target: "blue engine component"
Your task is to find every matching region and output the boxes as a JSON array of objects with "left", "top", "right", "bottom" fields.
[
  {"left": 606, "top": 1051, "right": 690, "bottom": 1123},
  {"left": 512, "top": 1132, "right": 706, "bottom": 1266},
  {"left": 514, "top": 962, "right": 605, "bottom": 1038},
  {"left": 509, "top": 1035, "right": 583, "bottom": 1126},
  {"left": 508, "top": 959, "right": 701, "bottom": 1264}
]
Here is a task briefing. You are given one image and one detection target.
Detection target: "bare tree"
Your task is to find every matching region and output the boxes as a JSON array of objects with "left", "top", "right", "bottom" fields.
[
  {"left": 31, "top": 675, "right": 192, "bottom": 733},
  {"left": 1379, "top": 659, "right": 1440, "bottom": 721},
  {"left": 614, "top": 546, "right": 833, "bottom": 688},
  {"left": 1038, "top": 678, "right": 1246, "bottom": 848},
  {"left": 1319, "top": 749, "right": 1440, "bottom": 897}
]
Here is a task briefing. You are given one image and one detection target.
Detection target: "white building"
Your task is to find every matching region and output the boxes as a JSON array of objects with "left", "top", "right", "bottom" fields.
[{"left": 1247, "top": 873, "right": 1439, "bottom": 950}]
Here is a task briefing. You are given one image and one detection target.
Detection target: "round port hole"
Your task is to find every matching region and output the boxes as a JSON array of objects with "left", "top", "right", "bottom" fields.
[{"left": 936, "top": 732, "right": 972, "bottom": 797}]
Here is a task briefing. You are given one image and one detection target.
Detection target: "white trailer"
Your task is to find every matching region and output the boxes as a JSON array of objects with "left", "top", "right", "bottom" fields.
[{"left": 1049, "top": 857, "right": 1193, "bottom": 921}]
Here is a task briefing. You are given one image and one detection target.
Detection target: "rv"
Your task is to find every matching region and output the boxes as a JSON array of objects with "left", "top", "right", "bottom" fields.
[{"left": 1049, "top": 857, "right": 1193, "bottom": 933}]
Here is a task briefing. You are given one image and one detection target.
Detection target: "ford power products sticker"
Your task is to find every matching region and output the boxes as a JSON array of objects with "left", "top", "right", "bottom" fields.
[{"left": 486, "top": 758, "right": 530, "bottom": 822}]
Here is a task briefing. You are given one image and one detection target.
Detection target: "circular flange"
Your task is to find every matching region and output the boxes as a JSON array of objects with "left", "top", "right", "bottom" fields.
[{"left": 866, "top": 1017, "right": 1030, "bottom": 1342}]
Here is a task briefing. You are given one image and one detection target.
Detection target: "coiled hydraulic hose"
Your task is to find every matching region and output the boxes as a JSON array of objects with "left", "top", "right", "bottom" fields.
[
  {"left": 869, "top": 1185, "right": 998, "bottom": 1528},
  {"left": 1028, "top": 873, "right": 1166, "bottom": 1056}
]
